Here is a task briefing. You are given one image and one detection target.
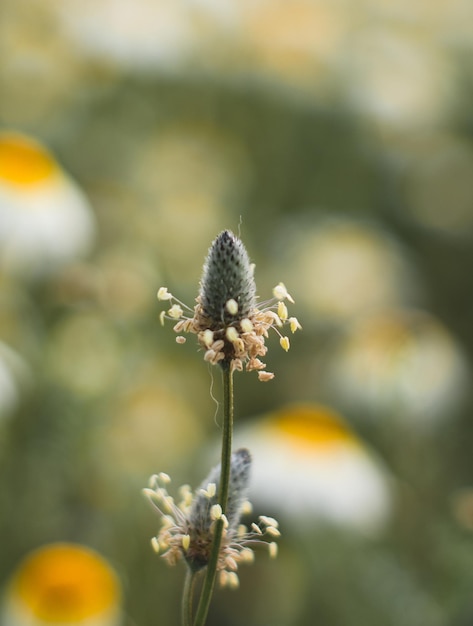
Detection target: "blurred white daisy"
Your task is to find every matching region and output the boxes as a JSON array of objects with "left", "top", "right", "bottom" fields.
[
  {"left": 278, "top": 218, "right": 417, "bottom": 326},
  {"left": 327, "top": 310, "right": 470, "bottom": 425},
  {"left": 0, "top": 131, "right": 96, "bottom": 277},
  {"left": 1, "top": 543, "right": 122, "bottom": 626},
  {"left": 235, "top": 0, "right": 348, "bottom": 96},
  {"left": 340, "top": 24, "right": 453, "bottom": 129},
  {"left": 236, "top": 403, "right": 392, "bottom": 535}
]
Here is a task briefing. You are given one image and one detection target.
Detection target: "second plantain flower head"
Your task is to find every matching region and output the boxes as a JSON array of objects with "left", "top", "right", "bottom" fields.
[{"left": 158, "top": 230, "right": 301, "bottom": 380}]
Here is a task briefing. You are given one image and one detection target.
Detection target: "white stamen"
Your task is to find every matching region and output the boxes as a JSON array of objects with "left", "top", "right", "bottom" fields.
[
  {"left": 240, "top": 548, "right": 255, "bottom": 563},
  {"left": 269, "top": 542, "right": 278, "bottom": 558},
  {"left": 225, "top": 299, "right": 238, "bottom": 315},
  {"left": 273, "top": 282, "right": 294, "bottom": 303},
  {"left": 240, "top": 318, "right": 253, "bottom": 332},
  {"left": 280, "top": 336, "right": 290, "bottom": 352},
  {"left": 226, "top": 326, "right": 239, "bottom": 342},
  {"left": 277, "top": 301, "right": 288, "bottom": 321},
  {"left": 241, "top": 500, "right": 253, "bottom": 515},
  {"left": 157, "top": 287, "right": 173, "bottom": 301},
  {"left": 202, "top": 329, "right": 214, "bottom": 347},
  {"left": 168, "top": 304, "right": 183, "bottom": 319},
  {"left": 211, "top": 504, "right": 223, "bottom": 520},
  {"left": 289, "top": 317, "right": 302, "bottom": 333}
]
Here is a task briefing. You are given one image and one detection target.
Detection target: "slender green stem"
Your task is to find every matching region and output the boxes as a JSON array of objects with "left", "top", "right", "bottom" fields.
[
  {"left": 192, "top": 361, "right": 234, "bottom": 626},
  {"left": 218, "top": 360, "right": 234, "bottom": 514},
  {"left": 182, "top": 568, "right": 197, "bottom": 626}
]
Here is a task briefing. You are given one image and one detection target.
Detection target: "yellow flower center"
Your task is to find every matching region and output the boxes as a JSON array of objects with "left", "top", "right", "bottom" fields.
[
  {"left": 0, "top": 133, "right": 57, "bottom": 186},
  {"left": 272, "top": 404, "right": 357, "bottom": 450},
  {"left": 12, "top": 543, "right": 120, "bottom": 622}
]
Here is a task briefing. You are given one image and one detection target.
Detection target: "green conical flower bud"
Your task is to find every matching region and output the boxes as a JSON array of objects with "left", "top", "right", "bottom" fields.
[
  {"left": 200, "top": 231, "right": 256, "bottom": 328},
  {"left": 186, "top": 448, "right": 252, "bottom": 571}
]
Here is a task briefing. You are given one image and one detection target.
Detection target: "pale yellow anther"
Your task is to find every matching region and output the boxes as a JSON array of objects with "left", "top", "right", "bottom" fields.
[
  {"left": 142, "top": 487, "right": 157, "bottom": 501},
  {"left": 226, "top": 326, "right": 239, "bottom": 342},
  {"left": 226, "top": 556, "right": 238, "bottom": 571},
  {"left": 289, "top": 317, "right": 302, "bottom": 333},
  {"left": 163, "top": 496, "right": 174, "bottom": 512},
  {"left": 151, "top": 537, "right": 160, "bottom": 553},
  {"left": 182, "top": 494, "right": 193, "bottom": 509},
  {"left": 237, "top": 524, "right": 247, "bottom": 537},
  {"left": 240, "top": 318, "right": 253, "bottom": 333},
  {"left": 280, "top": 336, "right": 290, "bottom": 352},
  {"left": 227, "top": 572, "right": 240, "bottom": 589},
  {"left": 211, "top": 504, "right": 223, "bottom": 520},
  {"left": 148, "top": 474, "right": 159, "bottom": 488},
  {"left": 258, "top": 371, "right": 275, "bottom": 382},
  {"left": 159, "top": 311, "right": 166, "bottom": 326},
  {"left": 219, "top": 571, "right": 229, "bottom": 587},
  {"left": 179, "top": 484, "right": 191, "bottom": 498},
  {"left": 260, "top": 515, "right": 279, "bottom": 527},
  {"left": 277, "top": 301, "right": 288, "bottom": 321},
  {"left": 273, "top": 282, "right": 294, "bottom": 303},
  {"left": 241, "top": 500, "right": 253, "bottom": 515},
  {"left": 240, "top": 548, "right": 255, "bottom": 563},
  {"left": 251, "top": 522, "right": 263, "bottom": 535},
  {"left": 157, "top": 287, "right": 173, "bottom": 301},
  {"left": 225, "top": 298, "right": 238, "bottom": 315},
  {"left": 269, "top": 542, "right": 278, "bottom": 558},
  {"left": 206, "top": 483, "right": 216, "bottom": 498},
  {"left": 168, "top": 304, "right": 183, "bottom": 319},
  {"left": 182, "top": 535, "right": 190, "bottom": 551},
  {"left": 266, "top": 527, "right": 281, "bottom": 538},
  {"left": 202, "top": 329, "right": 214, "bottom": 347},
  {"left": 176, "top": 336, "right": 186, "bottom": 344},
  {"left": 158, "top": 472, "right": 171, "bottom": 484},
  {"left": 162, "top": 515, "right": 174, "bottom": 528}
]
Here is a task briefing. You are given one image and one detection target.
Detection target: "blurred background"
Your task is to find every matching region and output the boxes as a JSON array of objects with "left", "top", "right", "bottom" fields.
[{"left": 1, "top": 1, "right": 473, "bottom": 625}]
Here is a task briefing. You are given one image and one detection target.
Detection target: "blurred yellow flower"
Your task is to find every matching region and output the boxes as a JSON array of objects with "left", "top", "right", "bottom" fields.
[
  {"left": 2, "top": 543, "right": 122, "bottom": 626},
  {"left": 235, "top": 404, "right": 392, "bottom": 535},
  {"left": 0, "top": 132, "right": 96, "bottom": 277}
]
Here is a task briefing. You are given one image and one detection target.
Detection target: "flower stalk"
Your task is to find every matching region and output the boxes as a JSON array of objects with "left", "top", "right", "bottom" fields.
[
  {"left": 147, "top": 230, "right": 292, "bottom": 626},
  {"left": 192, "top": 361, "right": 233, "bottom": 626}
]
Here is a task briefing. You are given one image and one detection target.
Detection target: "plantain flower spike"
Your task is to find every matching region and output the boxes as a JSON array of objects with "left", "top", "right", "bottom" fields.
[
  {"left": 157, "top": 230, "right": 301, "bottom": 379},
  {"left": 143, "top": 449, "right": 280, "bottom": 588}
]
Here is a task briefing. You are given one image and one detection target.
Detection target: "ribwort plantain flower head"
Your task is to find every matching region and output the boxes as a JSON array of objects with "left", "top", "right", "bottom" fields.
[
  {"left": 200, "top": 230, "right": 256, "bottom": 326},
  {"left": 143, "top": 449, "right": 280, "bottom": 588},
  {"left": 157, "top": 230, "right": 301, "bottom": 379}
]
